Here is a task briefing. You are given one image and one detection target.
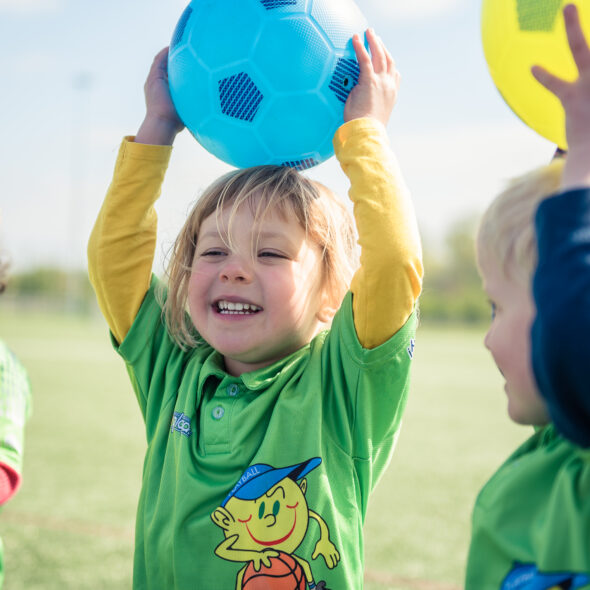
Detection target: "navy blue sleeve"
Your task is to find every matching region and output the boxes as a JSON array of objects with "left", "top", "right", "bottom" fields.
[{"left": 532, "top": 188, "right": 590, "bottom": 448}]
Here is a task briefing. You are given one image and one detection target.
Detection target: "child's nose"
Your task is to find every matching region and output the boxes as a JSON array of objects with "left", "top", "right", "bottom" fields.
[
  {"left": 220, "top": 255, "right": 252, "bottom": 283},
  {"left": 483, "top": 328, "right": 492, "bottom": 351}
]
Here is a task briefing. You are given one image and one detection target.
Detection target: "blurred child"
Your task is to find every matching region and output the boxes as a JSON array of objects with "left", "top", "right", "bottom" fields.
[
  {"left": 0, "top": 254, "right": 32, "bottom": 589},
  {"left": 88, "top": 29, "right": 422, "bottom": 589},
  {"left": 466, "top": 5, "right": 590, "bottom": 587}
]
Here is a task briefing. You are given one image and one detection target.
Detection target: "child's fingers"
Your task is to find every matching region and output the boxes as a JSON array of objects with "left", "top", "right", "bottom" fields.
[
  {"left": 148, "top": 47, "right": 170, "bottom": 81},
  {"left": 531, "top": 64, "right": 571, "bottom": 100},
  {"left": 365, "top": 29, "right": 388, "bottom": 74},
  {"left": 155, "top": 46, "right": 169, "bottom": 60},
  {"left": 352, "top": 33, "right": 372, "bottom": 74},
  {"left": 153, "top": 47, "right": 169, "bottom": 70},
  {"left": 384, "top": 45, "right": 396, "bottom": 76},
  {"left": 563, "top": 4, "right": 590, "bottom": 73}
]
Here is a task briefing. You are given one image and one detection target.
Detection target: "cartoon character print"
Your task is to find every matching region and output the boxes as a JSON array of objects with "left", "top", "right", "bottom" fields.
[
  {"left": 501, "top": 563, "right": 590, "bottom": 590},
  {"left": 211, "top": 457, "right": 339, "bottom": 590}
]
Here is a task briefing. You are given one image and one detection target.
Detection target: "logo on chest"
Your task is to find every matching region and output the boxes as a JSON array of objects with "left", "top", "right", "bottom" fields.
[{"left": 171, "top": 411, "right": 193, "bottom": 438}]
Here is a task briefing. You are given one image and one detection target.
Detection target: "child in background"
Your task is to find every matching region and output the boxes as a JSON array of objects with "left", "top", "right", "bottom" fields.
[
  {"left": 88, "top": 29, "right": 422, "bottom": 590},
  {"left": 466, "top": 5, "right": 590, "bottom": 587},
  {"left": 0, "top": 254, "right": 32, "bottom": 589}
]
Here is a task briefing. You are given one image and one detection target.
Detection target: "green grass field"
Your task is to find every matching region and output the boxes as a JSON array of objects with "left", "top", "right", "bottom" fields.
[{"left": 0, "top": 308, "right": 529, "bottom": 589}]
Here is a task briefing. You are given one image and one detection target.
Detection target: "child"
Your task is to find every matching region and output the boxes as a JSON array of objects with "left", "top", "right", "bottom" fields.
[
  {"left": 88, "top": 29, "right": 422, "bottom": 589},
  {"left": 466, "top": 5, "right": 590, "bottom": 587},
  {"left": 0, "top": 254, "right": 32, "bottom": 589}
]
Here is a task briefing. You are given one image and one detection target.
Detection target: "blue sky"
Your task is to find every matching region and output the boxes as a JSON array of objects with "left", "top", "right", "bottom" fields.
[{"left": 1, "top": 0, "right": 557, "bottom": 272}]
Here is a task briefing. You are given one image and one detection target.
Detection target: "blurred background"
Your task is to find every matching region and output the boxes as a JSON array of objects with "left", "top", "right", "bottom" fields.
[
  {"left": 1, "top": 0, "right": 557, "bottom": 313},
  {"left": 0, "top": 0, "right": 559, "bottom": 588}
]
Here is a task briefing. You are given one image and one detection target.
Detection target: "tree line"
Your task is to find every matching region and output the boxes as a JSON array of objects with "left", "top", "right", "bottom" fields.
[
  {"left": 419, "top": 216, "right": 490, "bottom": 324},
  {"left": 2, "top": 217, "right": 490, "bottom": 324}
]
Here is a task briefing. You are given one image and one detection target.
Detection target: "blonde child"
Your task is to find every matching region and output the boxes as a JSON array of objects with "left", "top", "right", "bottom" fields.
[
  {"left": 466, "top": 5, "right": 590, "bottom": 587},
  {"left": 88, "top": 30, "right": 422, "bottom": 589}
]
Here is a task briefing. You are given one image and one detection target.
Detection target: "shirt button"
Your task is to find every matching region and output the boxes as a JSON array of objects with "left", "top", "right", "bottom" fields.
[
  {"left": 212, "top": 406, "right": 225, "bottom": 420},
  {"left": 227, "top": 384, "right": 239, "bottom": 397}
]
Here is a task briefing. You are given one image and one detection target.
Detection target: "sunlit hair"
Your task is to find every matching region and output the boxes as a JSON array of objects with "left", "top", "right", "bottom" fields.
[
  {"left": 161, "top": 165, "right": 358, "bottom": 349},
  {"left": 476, "top": 158, "right": 564, "bottom": 286}
]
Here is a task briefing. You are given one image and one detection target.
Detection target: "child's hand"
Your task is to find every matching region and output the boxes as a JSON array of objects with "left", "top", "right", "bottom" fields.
[
  {"left": 343, "top": 29, "right": 400, "bottom": 126},
  {"left": 532, "top": 4, "right": 590, "bottom": 188},
  {"left": 136, "top": 47, "right": 185, "bottom": 146}
]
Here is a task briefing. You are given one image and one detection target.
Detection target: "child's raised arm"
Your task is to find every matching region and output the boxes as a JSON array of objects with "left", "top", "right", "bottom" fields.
[
  {"left": 334, "top": 30, "right": 422, "bottom": 349},
  {"left": 532, "top": 3, "right": 590, "bottom": 189},
  {"left": 88, "top": 48, "right": 180, "bottom": 344},
  {"left": 530, "top": 4, "right": 590, "bottom": 447}
]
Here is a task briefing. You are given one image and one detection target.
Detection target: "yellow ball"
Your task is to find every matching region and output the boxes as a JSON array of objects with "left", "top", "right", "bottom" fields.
[{"left": 481, "top": 0, "right": 590, "bottom": 149}]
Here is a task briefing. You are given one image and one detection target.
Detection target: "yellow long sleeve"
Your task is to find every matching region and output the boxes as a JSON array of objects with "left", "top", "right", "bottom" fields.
[
  {"left": 89, "top": 122, "right": 422, "bottom": 350},
  {"left": 87, "top": 138, "right": 172, "bottom": 344},
  {"left": 334, "top": 119, "right": 423, "bottom": 349}
]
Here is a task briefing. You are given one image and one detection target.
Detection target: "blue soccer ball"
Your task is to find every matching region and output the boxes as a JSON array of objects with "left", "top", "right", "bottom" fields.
[{"left": 168, "top": 0, "right": 368, "bottom": 169}]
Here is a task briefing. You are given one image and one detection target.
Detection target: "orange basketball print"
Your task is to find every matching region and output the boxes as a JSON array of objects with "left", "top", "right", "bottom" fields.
[{"left": 242, "top": 551, "right": 305, "bottom": 589}]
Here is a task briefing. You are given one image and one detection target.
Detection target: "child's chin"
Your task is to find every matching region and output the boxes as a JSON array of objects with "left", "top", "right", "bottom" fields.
[
  {"left": 506, "top": 399, "right": 528, "bottom": 425},
  {"left": 506, "top": 402, "right": 550, "bottom": 428}
]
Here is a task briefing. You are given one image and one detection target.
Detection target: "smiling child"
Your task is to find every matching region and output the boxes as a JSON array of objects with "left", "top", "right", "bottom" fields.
[{"left": 88, "top": 29, "right": 422, "bottom": 589}]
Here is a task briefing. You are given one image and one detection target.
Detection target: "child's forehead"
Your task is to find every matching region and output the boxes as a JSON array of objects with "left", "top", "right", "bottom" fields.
[
  {"left": 200, "top": 198, "right": 299, "bottom": 232},
  {"left": 481, "top": 255, "right": 527, "bottom": 299}
]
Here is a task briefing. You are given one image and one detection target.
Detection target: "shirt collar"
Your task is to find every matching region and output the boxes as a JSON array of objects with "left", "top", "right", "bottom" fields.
[{"left": 196, "top": 343, "right": 311, "bottom": 392}]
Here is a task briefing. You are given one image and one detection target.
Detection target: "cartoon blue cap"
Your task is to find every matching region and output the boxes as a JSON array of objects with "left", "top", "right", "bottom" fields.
[{"left": 221, "top": 457, "right": 321, "bottom": 507}]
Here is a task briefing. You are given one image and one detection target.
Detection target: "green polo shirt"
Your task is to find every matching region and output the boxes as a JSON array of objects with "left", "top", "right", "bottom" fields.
[
  {"left": 466, "top": 425, "right": 590, "bottom": 589},
  {"left": 117, "top": 276, "right": 416, "bottom": 589}
]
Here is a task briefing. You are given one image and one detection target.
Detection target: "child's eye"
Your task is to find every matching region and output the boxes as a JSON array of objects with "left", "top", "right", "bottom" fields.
[
  {"left": 489, "top": 301, "right": 497, "bottom": 320},
  {"left": 259, "top": 251, "right": 288, "bottom": 259},
  {"left": 200, "top": 249, "right": 226, "bottom": 257}
]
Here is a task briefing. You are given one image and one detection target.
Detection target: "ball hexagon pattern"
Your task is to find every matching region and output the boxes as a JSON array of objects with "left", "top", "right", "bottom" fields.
[{"left": 168, "top": 0, "right": 367, "bottom": 168}]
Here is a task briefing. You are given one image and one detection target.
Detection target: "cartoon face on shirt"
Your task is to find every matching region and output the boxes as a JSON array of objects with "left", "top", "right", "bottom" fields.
[
  {"left": 211, "top": 457, "right": 339, "bottom": 590},
  {"left": 218, "top": 477, "right": 310, "bottom": 554}
]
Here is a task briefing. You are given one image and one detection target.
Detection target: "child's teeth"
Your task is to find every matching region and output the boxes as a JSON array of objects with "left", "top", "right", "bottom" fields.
[{"left": 217, "top": 301, "right": 260, "bottom": 313}]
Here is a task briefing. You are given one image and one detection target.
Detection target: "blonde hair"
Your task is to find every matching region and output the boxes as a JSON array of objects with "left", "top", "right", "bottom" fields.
[
  {"left": 162, "top": 165, "right": 358, "bottom": 349},
  {"left": 476, "top": 158, "right": 564, "bottom": 285}
]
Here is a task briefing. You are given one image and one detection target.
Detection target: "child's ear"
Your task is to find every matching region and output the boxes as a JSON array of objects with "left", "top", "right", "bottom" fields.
[{"left": 317, "top": 288, "right": 338, "bottom": 323}]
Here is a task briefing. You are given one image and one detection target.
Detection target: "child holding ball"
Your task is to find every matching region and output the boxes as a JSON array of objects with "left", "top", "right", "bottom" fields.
[
  {"left": 466, "top": 5, "right": 590, "bottom": 587},
  {"left": 88, "top": 29, "right": 422, "bottom": 590}
]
